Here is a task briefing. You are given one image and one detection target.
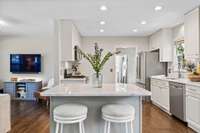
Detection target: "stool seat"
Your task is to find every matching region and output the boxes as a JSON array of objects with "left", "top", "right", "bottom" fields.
[
  {"left": 53, "top": 103, "right": 87, "bottom": 133},
  {"left": 102, "top": 104, "right": 135, "bottom": 133},
  {"left": 102, "top": 104, "right": 135, "bottom": 117},
  {"left": 54, "top": 103, "right": 88, "bottom": 118}
]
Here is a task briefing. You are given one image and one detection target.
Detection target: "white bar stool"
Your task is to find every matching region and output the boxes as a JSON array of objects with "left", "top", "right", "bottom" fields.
[
  {"left": 53, "top": 103, "right": 88, "bottom": 133},
  {"left": 102, "top": 104, "right": 135, "bottom": 133}
]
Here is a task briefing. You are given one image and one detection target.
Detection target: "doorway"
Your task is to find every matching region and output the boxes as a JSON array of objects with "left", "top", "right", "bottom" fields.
[{"left": 115, "top": 47, "right": 137, "bottom": 84}]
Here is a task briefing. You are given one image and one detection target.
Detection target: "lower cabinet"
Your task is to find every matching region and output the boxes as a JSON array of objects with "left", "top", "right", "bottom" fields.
[
  {"left": 26, "top": 82, "right": 42, "bottom": 100},
  {"left": 3, "top": 82, "right": 16, "bottom": 99},
  {"left": 186, "top": 85, "right": 200, "bottom": 132},
  {"left": 151, "top": 78, "right": 170, "bottom": 112},
  {"left": 151, "top": 85, "right": 160, "bottom": 105},
  {"left": 160, "top": 86, "right": 170, "bottom": 110},
  {"left": 3, "top": 81, "right": 42, "bottom": 100}
]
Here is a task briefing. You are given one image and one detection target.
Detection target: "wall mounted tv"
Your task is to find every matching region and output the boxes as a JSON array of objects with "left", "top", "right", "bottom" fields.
[{"left": 10, "top": 54, "right": 41, "bottom": 73}]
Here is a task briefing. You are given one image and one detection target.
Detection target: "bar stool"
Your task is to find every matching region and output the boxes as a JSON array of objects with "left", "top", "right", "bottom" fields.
[
  {"left": 102, "top": 104, "right": 135, "bottom": 133},
  {"left": 53, "top": 103, "right": 88, "bottom": 133}
]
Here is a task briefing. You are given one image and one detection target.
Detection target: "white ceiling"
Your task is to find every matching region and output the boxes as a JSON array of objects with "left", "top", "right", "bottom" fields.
[{"left": 0, "top": 0, "right": 200, "bottom": 37}]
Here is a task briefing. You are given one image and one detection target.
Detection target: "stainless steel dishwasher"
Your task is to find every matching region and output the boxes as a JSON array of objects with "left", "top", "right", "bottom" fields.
[{"left": 169, "top": 81, "right": 186, "bottom": 122}]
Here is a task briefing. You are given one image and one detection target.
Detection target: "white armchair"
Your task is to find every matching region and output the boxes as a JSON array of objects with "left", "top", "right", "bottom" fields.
[{"left": 0, "top": 94, "right": 11, "bottom": 133}]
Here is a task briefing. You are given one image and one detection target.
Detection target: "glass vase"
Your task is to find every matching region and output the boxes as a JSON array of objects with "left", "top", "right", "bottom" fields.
[{"left": 92, "top": 72, "right": 103, "bottom": 88}]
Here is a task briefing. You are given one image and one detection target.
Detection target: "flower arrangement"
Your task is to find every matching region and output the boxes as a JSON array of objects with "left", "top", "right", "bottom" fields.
[{"left": 78, "top": 43, "right": 120, "bottom": 78}]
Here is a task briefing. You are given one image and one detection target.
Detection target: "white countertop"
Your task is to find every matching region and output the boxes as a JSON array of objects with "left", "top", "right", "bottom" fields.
[
  {"left": 41, "top": 83, "right": 151, "bottom": 97},
  {"left": 151, "top": 75, "right": 200, "bottom": 87},
  {"left": 60, "top": 78, "right": 87, "bottom": 81}
]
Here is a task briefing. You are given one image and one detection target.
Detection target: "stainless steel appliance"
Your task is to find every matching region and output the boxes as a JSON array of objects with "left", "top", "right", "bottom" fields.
[
  {"left": 136, "top": 50, "right": 165, "bottom": 91},
  {"left": 169, "top": 81, "right": 186, "bottom": 122}
]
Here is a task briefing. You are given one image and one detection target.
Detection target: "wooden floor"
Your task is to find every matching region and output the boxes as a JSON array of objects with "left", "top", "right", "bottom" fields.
[
  {"left": 10, "top": 101, "right": 49, "bottom": 133},
  {"left": 9, "top": 101, "right": 195, "bottom": 133},
  {"left": 143, "top": 102, "right": 195, "bottom": 133}
]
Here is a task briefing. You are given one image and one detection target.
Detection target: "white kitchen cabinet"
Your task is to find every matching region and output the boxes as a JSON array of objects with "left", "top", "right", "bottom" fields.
[
  {"left": 151, "top": 85, "right": 160, "bottom": 105},
  {"left": 160, "top": 86, "right": 170, "bottom": 110},
  {"left": 186, "top": 85, "right": 200, "bottom": 132},
  {"left": 149, "top": 29, "right": 173, "bottom": 62},
  {"left": 57, "top": 20, "right": 81, "bottom": 61},
  {"left": 149, "top": 33, "right": 159, "bottom": 50},
  {"left": 184, "top": 8, "right": 200, "bottom": 59},
  {"left": 151, "top": 78, "right": 170, "bottom": 112}
]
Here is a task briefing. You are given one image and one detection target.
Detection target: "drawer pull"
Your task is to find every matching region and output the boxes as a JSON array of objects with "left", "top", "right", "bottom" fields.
[{"left": 188, "top": 88, "right": 197, "bottom": 92}]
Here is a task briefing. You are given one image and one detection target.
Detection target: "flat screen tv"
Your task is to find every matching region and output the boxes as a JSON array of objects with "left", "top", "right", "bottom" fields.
[{"left": 10, "top": 54, "right": 41, "bottom": 73}]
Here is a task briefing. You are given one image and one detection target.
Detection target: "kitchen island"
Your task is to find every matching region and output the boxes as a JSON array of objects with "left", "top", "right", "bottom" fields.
[{"left": 42, "top": 84, "right": 151, "bottom": 133}]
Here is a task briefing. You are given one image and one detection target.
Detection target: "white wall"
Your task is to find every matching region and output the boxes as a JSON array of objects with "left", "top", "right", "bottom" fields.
[
  {"left": 0, "top": 35, "right": 55, "bottom": 88},
  {"left": 172, "top": 24, "right": 184, "bottom": 41},
  {"left": 80, "top": 36, "right": 149, "bottom": 83}
]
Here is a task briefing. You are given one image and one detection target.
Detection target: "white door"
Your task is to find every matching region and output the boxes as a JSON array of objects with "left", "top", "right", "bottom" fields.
[
  {"left": 184, "top": 8, "right": 200, "bottom": 58},
  {"left": 116, "top": 48, "right": 137, "bottom": 83},
  {"left": 186, "top": 95, "right": 200, "bottom": 125},
  {"left": 160, "top": 87, "right": 170, "bottom": 111},
  {"left": 151, "top": 85, "right": 160, "bottom": 105}
]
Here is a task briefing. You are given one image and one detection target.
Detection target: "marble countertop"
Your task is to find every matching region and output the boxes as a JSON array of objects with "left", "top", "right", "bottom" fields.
[
  {"left": 41, "top": 83, "right": 151, "bottom": 97},
  {"left": 151, "top": 75, "right": 200, "bottom": 87},
  {"left": 60, "top": 78, "right": 87, "bottom": 81}
]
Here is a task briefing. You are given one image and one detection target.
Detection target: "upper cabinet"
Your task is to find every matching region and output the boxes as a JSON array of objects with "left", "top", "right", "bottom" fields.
[
  {"left": 149, "top": 29, "right": 173, "bottom": 62},
  {"left": 56, "top": 20, "right": 81, "bottom": 61},
  {"left": 184, "top": 8, "right": 200, "bottom": 59},
  {"left": 149, "top": 32, "right": 160, "bottom": 50}
]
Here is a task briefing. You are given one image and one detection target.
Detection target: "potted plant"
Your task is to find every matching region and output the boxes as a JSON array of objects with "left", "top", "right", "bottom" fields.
[{"left": 78, "top": 43, "right": 120, "bottom": 88}]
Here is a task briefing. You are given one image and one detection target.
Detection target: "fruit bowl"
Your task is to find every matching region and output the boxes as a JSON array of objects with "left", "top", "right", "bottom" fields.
[{"left": 188, "top": 73, "right": 200, "bottom": 82}]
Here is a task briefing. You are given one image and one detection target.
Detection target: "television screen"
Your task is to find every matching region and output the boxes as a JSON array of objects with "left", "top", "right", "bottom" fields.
[{"left": 10, "top": 54, "right": 41, "bottom": 73}]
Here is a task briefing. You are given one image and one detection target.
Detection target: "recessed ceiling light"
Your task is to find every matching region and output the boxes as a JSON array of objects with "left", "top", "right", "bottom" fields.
[
  {"left": 0, "top": 20, "right": 8, "bottom": 26},
  {"left": 100, "top": 29, "right": 104, "bottom": 33},
  {"left": 100, "top": 21, "right": 106, "bottom": 25},
  {"left": 154, "top": 6, "right": 163, "bottom": 11},
  {"left": 100, "top": 5, "right": 107, "bottom": 11},
  {"left": 141, "top": 21, "right": 147, "bottom": 25},
  {"left": 132, "top": 29, "right": 138, "bottom": 32}
]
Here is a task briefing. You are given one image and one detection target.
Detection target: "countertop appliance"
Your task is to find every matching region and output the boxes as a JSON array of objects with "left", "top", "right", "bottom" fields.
[
  {"left": 136, "top": 50, "right": 165, "bottom": 91},
  {"left": 169, "top": 81, "right": 186, "bottom": 122}
]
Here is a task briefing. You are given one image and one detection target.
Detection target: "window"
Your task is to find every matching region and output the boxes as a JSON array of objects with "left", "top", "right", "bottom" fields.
[{"left": 173, "top": 40, "right": 185, "bottom": 71}]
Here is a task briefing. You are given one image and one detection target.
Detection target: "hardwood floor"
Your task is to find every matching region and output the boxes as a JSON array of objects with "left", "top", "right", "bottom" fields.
[
  {"left": 9, "top": 101, "right": 195, "bottom": 133},
  {"left": 143, "top": 102, "right": 195, "bottom": 133},
  {"left": 10, "top": 101, "right": 49, "bottom": 133}
]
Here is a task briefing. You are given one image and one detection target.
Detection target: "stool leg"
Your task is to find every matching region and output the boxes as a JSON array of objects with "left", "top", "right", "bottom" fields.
[
  {"left": 125, "top": 122, "right": 128, "bottom": 133},
  {"left": 107, "top": 122, "right": 111, "bottom": 133},
  {"left": 81, "top": 121, "right": 85, "bottom": 133},
  {"left": 60, "top": 123, "right": 63, "bottom": 133},
  {"left": 104, "top": 121, "right": 107, "bottom": 133},
  {"left": 130, "top": 121, "right": 134, "bottom": 133},
  {"left": 55, "top": 123, "right": 59, "bottom": 133},
  {"left": 79, "top": 122, "right": 83, "bottom": 133}
]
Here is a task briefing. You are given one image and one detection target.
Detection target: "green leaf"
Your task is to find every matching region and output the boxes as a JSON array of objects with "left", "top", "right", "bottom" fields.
[{"left": 77, "top": 44, "right": 120, "bottom": 73}]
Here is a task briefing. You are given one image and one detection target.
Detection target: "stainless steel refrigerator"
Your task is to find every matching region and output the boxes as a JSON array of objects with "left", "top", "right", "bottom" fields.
[{"left": 136, "top": 50, "right": 166, "bottom": 91}]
